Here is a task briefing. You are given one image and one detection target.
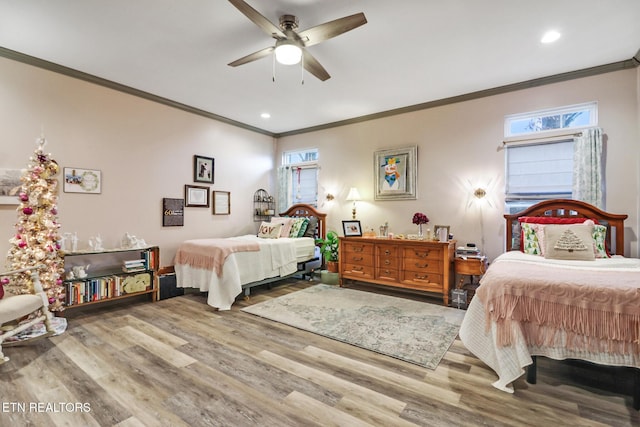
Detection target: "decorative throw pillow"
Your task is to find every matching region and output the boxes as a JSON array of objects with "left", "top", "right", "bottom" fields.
[
  {"left": 303, "top": 216, "right": 318, "bottom": 238},
  {"left": 296, "top": 218, "right": 310, "bottom": 237},
  {"left": 543, "top": 224, "right": 596, "bottom": 260},
  {"left": 592, "top": 224, "right": 610, "bottom": 258},
  {"left": 289, "top": 217, "right": 307, "bottom": 238},
  {"left": 257, "top": 222, "right": 282, "bottom": 239},
  {"left": 535, "top": 220, "right": 609, "bottom": 258},
  {"left": 518, "top": 216, "right": 596, "bottom": 252},
  {"left": 520, "top": 223, "right": 542, "bottom": 255},
  {"left": 270, "top": 217, "right": 294, "bottom": 238}
]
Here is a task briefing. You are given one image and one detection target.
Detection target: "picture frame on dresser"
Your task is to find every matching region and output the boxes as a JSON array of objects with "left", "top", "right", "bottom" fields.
[
  {"left": 342, "top": 220, "right": 362, "bottom": 236},
  {"left": 373, "top": 145, "right": 417, "bottom": 200},
  {"left": 193, "top": 155, "right": 214, "bottom": 184}
]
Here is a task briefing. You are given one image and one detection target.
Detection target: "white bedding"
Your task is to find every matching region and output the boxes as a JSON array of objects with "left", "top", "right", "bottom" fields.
[
  {"left": 459, "top": 251, "right": 640, "bottom": 393},
  {"left": 175, "top": 235, "right": 315, "bottom": 310}
]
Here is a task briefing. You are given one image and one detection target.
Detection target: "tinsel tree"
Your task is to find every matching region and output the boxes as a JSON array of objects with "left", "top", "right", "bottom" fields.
[{"left": 2, "top": 136, "right": 65, "bottom": 311}]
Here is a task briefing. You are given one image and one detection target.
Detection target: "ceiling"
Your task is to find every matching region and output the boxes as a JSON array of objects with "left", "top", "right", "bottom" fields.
[{"left": 0, "top": 1, "right": 639, "bottom": 137}]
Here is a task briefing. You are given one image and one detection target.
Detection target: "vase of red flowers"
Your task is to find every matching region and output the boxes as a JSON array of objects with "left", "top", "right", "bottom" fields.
[{"left": 412, "top": 212, "right": 429, "bottom": 239}]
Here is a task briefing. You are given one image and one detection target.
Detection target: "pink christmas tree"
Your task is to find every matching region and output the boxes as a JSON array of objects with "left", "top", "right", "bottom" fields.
[{"left": 3, "top": 137, "right": 65, "bottom": 311}]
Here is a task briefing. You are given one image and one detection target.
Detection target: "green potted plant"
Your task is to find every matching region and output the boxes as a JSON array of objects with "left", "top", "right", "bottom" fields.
[{"left": 316, "top": 230, "right": 339, "bottom": 273}]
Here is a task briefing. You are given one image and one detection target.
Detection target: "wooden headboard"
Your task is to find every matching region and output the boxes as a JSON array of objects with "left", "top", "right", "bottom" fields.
[
  {"left": 280, "top": 203, "right": 327, "bottom": 240},
  {"left": 504, "top": 199, "right": 627, "bottom": 256}
]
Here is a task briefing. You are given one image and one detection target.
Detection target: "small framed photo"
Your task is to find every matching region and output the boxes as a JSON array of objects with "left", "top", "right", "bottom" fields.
[
  {"left": 184, "top": 185, "right": 210, "bottom": 207},
  {"left": 434, "top": 225, "right": 451, "bottom": 241},
  {"left": 342, "top": 220, "right": 362, "bottom": 237},
  {"left": 194, "top": 155, "right": 214, "bottom": 184},
  {"left": 212, "top": 191, "right": 230, "bottom": 215},
  {"left": 63, "top": 167, "right": 102, "bottom": 194}
]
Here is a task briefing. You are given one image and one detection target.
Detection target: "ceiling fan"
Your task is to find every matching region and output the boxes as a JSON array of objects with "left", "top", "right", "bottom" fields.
[{"left": 227, "top": 0, "right": 367, "bottom": 81}]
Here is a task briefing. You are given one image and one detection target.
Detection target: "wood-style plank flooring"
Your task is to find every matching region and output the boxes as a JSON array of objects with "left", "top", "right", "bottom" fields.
[{"left": 1, "top": 279, "right": 638, "bottom": 426}]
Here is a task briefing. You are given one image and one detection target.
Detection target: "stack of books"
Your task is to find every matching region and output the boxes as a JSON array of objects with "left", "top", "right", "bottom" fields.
[
  {"left": 122, "top": 258, "right": 147, "bottom": 273},
  {"left": 456, "top": 245, "right": 483, "bottom": 259}
]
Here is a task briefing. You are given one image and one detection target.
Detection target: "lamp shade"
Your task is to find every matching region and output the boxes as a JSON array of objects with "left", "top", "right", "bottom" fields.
[
  {"left": 346, "top": 187, "right": 361, "bottom": 201},
  {"left": 275, "top": 40, "right": 302, "bottom": 65}
]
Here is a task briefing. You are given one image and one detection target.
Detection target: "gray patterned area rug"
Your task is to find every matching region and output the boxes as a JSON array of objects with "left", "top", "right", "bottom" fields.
[{"left": 241, "top": 284, "right": 466, "bottom": 369}]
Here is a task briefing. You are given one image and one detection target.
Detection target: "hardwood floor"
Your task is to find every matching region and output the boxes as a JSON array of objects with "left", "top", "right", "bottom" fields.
[{"left": 1, "top": 279, "right": 638, "bottom": 426}]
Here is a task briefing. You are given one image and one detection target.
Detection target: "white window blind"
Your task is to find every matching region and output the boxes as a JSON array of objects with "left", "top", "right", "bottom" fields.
[{"left": 505, "top": 140, "right": 573, "bottom": 197}]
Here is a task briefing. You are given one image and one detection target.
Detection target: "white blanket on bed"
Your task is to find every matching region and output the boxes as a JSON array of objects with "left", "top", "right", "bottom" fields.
[
  {"left": 175, "top": 235, "right": 312, "bottom": 310},
  {"left": 459, "top": 251, "right": 640, "bottom": 393}
]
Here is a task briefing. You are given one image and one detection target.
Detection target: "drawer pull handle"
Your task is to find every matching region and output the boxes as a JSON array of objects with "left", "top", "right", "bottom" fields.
[
  {"left": 415, "top": 262, "right": 428, "bottom": 268},
  {"left": 353, "top": 256, "right": 363, "bottom": 261},
  {"left": 416, "top": 250, "right": 430, "bottom": 258},
  {"left": 384, "top": 259, "right": 391, "bottom": 265},
  {"left": 415, "top": 274, "right": 430, "bottom": 281},
  {"left": 384, "top": 269, "right": 391, "bottom": 274},
  {"left": 384, "top": 250, "right": 391, "bottom": 255},
  {"left": 353, "top": 266, "right": 363, "bottom": 271}
]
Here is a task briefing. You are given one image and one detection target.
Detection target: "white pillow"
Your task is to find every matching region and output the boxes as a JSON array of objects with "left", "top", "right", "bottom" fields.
[
  {"left": 270, "top": 217, "right": 294, "bottom": 238},
  {"left": 257, "top": 222, "right": 282, "bottom": 239}
]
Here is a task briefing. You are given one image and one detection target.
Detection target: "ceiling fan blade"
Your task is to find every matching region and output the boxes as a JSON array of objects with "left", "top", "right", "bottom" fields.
[
  {"left": 298, "top": 12, "right": 367, "bottom": 47},
  {"left": 227, "top": 0, "right": 286, "bottom": 39},
  {"left": 303, "top": 50, "right": 330, "bottom": 81},
  {"left": 228, "top": 46, "right": 275, "bottom": 67}
]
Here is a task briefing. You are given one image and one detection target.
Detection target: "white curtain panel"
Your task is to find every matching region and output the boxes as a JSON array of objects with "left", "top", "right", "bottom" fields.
[
  {"left": 572, "top": 127, "right": 604, "bottom": 209},
  {"left": 276, "top": 166, "right": 289, "bottom": 213}
]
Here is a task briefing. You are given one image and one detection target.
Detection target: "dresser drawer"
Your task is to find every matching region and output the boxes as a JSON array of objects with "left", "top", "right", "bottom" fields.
[
  {"left": 376, "top": 267, "right": 399, "bottom": 281},
  {"left": 401, "top": 272, "right": 443, "bottom": 289},
  {"left": 344, "top": 241, "right": 374, "bottom": 256},
  {"left": 342, "top": 264, "right": 374, "bottom": 279},
  {"left": 403, "top": 246, "right": 442, "bottom": 261},
  {"left": 402, "top": 256, "right": 441, "bottom": 274},
  {"left": 343, "top": 251, "right": 374, "bottom": 267}
]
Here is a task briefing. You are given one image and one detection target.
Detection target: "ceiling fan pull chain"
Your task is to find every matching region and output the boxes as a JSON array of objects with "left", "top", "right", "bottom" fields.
[
  {"left": 272, "top": 53, "right": 276, "bottom": 82},
  {"left": 301, "top": 54, "right": 304, "bottom": 85}
]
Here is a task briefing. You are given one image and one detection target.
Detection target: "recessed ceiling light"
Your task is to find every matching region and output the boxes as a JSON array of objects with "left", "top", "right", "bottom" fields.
[
  {"left": 541, "top": 30, "right": 561, "bottom": 44},
  {"left": 260, "top": 113, "right": 271, "bottom": 119}
]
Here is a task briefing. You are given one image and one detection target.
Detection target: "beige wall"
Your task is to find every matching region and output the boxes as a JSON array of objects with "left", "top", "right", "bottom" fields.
[
  {"left": 0, "top": 57, "right": 275, "bottom": 267},
  {"left": 277, "top": 68, "right": 640, "bottom": 261},
  {"left": 1, "top": 57, "right": 638, "bottom": 268}
]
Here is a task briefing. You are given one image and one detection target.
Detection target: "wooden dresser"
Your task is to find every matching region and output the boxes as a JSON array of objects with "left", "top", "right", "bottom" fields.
[{"left": 339, "top": 237, "right": 456, "bottom": 305}]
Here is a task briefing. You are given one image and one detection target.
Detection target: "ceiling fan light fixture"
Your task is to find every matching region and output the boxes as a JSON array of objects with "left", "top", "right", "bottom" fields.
[{"left": 275, "top": 40, "right": 302, "bottom": 65}]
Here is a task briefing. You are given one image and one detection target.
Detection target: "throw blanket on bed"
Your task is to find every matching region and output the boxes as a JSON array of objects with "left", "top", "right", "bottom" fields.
[
  {"left": 476, "top": 253, "right": 640, "bottom": 356},
  {"left": 174, "top": 238, "right": 260, "bottom": 277}
]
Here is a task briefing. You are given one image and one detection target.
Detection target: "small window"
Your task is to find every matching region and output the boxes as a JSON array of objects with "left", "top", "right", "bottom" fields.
[
  {"left": 282, "top": 148, "right": 318, "bottom": 165},
  {"left": 504, "top": 102, "right": 597, "bottom": 138}
]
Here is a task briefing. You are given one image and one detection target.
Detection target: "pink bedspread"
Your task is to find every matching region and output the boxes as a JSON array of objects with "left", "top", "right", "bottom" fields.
[
  {"left": 174, "top": 238, "right": 260, "bottom": 277},
  {"left": 477, "top": 255, "right": 640, "bottom": 356}
]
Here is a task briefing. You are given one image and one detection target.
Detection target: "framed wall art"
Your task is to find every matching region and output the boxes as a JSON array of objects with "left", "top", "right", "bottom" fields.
[
  {"left": 212, "top": 191, "right": 230, "bottom": 215},
  {"left": 0, "top": 168, "right": 21, "bottom": 204},
  {"left": 342, "top": 220, "right": 362, "bottom": 237},
  {"left": 184, "top": 185, "right": 210, "bottom": 207},
  {"left": 194, "top": 155, "right": 214, "bottom": 184},
  {"left": 63, "top": 167, "right": 102, "bottom": 194},
  {"left": 162, "top": 198, "right": 184, "bottom": 226},
  {"left": 373, "top": 146, "right": 417, "bottom": 200}
]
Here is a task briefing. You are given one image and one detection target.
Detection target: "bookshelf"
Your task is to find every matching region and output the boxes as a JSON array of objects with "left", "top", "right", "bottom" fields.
[{"left": 62, "top": 246, "right": 159, "bottom": 310}]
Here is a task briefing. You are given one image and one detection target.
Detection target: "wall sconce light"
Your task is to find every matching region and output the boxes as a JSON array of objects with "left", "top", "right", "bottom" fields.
[
  {"left": 325, "top": 193, "right": 335, "bottom": 201},
  {"left": 474, "top": 188, "right": 487, "bottom": 199},
  {"left": 346, "top": 187, "right": 361, "bottom": 219}
]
